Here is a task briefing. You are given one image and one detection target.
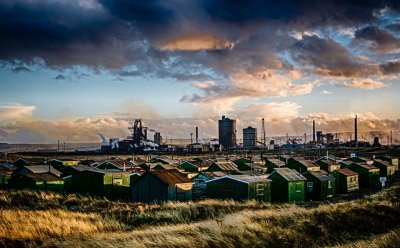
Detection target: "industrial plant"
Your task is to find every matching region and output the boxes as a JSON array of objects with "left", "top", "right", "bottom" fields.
[{"left": 94, "top": 114, "right": 397, "bottom": 154}]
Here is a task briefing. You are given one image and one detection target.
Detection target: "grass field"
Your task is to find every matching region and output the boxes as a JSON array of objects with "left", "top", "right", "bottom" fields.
[{"left": 0, "top": 185, "right": 399, "bottom": 247}]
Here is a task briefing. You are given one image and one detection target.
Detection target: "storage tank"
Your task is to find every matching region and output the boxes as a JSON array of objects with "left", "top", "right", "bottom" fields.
[
  {"left": 243, "top": 126, "right": 257, "bottom": 150},
  {"left": 218, "top": 116, "right": 236, "bottom": 149}
]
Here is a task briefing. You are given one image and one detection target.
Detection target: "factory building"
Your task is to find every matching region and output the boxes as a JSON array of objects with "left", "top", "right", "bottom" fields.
[
  {"left": 218, "top": 116, "right": 236, "bottom": 149},
  {"left": 243, "top": 126, "right": 257, "bottom": 150}
]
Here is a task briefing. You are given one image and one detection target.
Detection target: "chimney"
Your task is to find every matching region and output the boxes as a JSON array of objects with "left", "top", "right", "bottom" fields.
[
  {"left": 355, "top": 115, "right": 358, "bottom": 148},
  {"left": 195, "top": 127, "right": 199, "bottom": 143},
  {"left": 312, "top": 120, "right": 316, "bottom": 142}
]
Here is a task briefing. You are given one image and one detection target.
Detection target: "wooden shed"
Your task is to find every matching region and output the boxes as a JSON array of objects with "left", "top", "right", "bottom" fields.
[
  {"left": 348, "top": 163, "right": 380, "bottom": 188},
  {"left": 315, "top": 159, "right": 341, "bottom": 173},
  {"left": 303, "top": 170, "right": 336, "bottom": 200},
  {"left": 373, "top": 159, "right": 396, "bottom": 182},
  {"left": 179, "top": 161, "right": 199, "bottom": 172},
  {"left": 131, "top": 169, "right": 193, "bottom": 203},
  {"left": 331, "top": 168, "right": 359, "bottom": 193},
  {"left": 267, "top": 168, "right": 307, "bottom": 203},
  {"left": 192, "top": 171, "right": 226, "bottom": 199},
  {"left": 64, "top": 169, "right": 105, "bottom": 194},
  {"left": 10, "top": 172, "right": 64, "bottom": 191},
  {"left": 287, "top": 159, "right": 320, "bottom": 173},
  {"left": 232, "top": 158, "right": 252, "bottom": 171},
  {"left": 206, "top": 175, "right": 271, "bottom": 202},
  {"left": 265, "top": 158, "right": 286, "bottom": 173},
  {"left": 205, "top": 161, "right": 240, "bottom": 173},
  {"left": 378, "top": 156, "right": 398, "bottom": 171}
]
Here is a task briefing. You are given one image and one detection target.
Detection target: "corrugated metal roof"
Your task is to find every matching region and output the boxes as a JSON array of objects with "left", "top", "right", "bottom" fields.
[
  {"left": 318, "top": 159, "right": 340, "bottom": 166},
  {"left": 24, "top": 172, "right": 62, "bottom": 181},
  {"left": 24, "top": 165, "right": 61, "bottom": 176},
  {"left": 267, "top": 159, "right": 285, "bottom": 166},
  {"left": 336, "top": 168, "right": 358, "bottom": 177},
  {"left": 213, "top": 162, "right": 239, "bottom": 171},
  {"left": 269, "top": 168, "right": 307, "bottom": 181},
  {"left": 297, "top": 159, "right": 319, "bottom": 168},
  {"left": 354, "top": 163, "right": 379, "bottom": 171},
  {"left": 307, "top": 170, "right": 335, "bottom": 181},
  {"left": 206, "top": 175, "right": 271, "bottom": 184},
  {"left": 203, "top": 171, "right": 226, "bottom": 178},
  {"left": 374, "top": 159, "right": 394, "bottom": 168},
  {"left": 150, "top": 169, "right": 192, "bottom": 185}
]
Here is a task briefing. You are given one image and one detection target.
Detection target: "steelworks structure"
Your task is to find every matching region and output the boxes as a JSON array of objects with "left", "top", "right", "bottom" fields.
[{"left": 218, "top": 116, "right": 237, "bottom": 150}]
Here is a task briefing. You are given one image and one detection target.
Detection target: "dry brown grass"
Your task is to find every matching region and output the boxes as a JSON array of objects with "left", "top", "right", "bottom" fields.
[
  {"left": 0, "top": 185, "right": 399, "bottom": 247},
  {"left": 0, "top": 209, "right": 123, "bottom": 241}
]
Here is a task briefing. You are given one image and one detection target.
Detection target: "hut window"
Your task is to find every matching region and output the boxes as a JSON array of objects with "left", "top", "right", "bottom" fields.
[{"left": 296, "top": 182, "right": 302, "bottom": 192}]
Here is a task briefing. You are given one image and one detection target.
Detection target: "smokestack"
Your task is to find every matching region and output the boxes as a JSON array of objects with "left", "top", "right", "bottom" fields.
[
  {"left": 195, "top": 127, "right": 199, "bottom": 142},
  {"left": 312, "top": 120, "right": 316, "bottom": 142},
  {"left": 355, "top": 115, "right": 358, "bottom": 148}
]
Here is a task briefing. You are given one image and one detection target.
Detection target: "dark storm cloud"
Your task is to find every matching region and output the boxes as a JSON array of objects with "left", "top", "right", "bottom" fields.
[
  {"left": 291, "top": 35, "right": 374, "bottom": 77},
  {"left": 201, "top": 0, "right": 399, "bottom": 28},
  {"left": 354, "top": 26, "right": 400, "bottom": 54},
  {"left": 0, "top": 0, "right": 399, "bottom": 86},
  {"left": 0, "top": 0, "right": 143, "bottom": 68},
  {"left": 385, "top": 23, "right": 400, "bottom": 32},
  {"left": 380, "top": 60, "right": 400, "bottom": 75}
]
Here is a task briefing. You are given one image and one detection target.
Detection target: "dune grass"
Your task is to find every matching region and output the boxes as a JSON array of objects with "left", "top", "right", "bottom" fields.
[{"left": 0, "top": 185, "right": 399, "bottom": 247}]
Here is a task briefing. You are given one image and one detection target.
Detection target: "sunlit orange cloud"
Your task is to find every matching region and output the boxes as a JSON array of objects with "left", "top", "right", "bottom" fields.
[
  {"left": 157, "top": 33, "right": 236, "bottom": 51},
  {"left": 0, "top": 104, "right": 35, "bottom": 121}
]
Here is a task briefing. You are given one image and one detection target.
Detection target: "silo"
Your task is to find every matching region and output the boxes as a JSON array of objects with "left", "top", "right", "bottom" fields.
[
  {"left": 243, "top": 126, "right": 257, "bottom": 150},
  {"left": 218, "top": 116, "right": 236, "bottom": 149}
]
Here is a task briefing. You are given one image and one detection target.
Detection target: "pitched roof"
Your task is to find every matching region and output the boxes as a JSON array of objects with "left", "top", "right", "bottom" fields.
[
  {"left": 373, "top": 159, "right": 394, "bottom": 167},
  {"left": 266, "top": 159, "right": 285, "bottom": 166},
  {"left": 297, "top": 159, "right": 320, "bottom": 168},
  {"left": 149, "top": 169, "right": 192, "bottom": 185},
  {"left": 353, "top": 163, "right": 379, "bottom": 171},
  {"left": 70, "top": 165, "right": 103, "bottom": 173},
  {"left": 268, "top": 168, "right": 307, "bottom": 181},
  {"left": 202, "top": 171, "right": 226, "bottom": 178},
  {"left": 306, "top": 170, "right": 335, "bottom": 181},
  {"left": 23, "top": 165, "right": 61, "bottom": 176},
  {"left": 211, "top": 162, "right": 239, "bottom": 171},
  {"left": 23, "top": 172, "right": 62, "bottom": 182},
  {"left": 336, "top": 168, "right": 358, "bottom": 177},
  {"left": 317, "top": 159, "right": 340, "bottom": 166},
  {"left": 207, "top": 175, "right": 271, "bottom": 184}
]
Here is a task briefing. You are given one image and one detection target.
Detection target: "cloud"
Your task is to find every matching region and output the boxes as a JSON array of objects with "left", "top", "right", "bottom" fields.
[
  {"left": 340, "top": 79, "right": 390, "bottom": 90},
  {"left": 157, "top": 33, "right": 235, "bottom": 51},
  {"left": 320, "top": 90, "right": 332, "bottom": 95},
  {"left": 354, "top": 26, "right": 400, "bottom": 54},
  {"left": 291, "top": 35, "right": 376, "bottom": 77},
  {"left": 0, "top": 104, "right": 35, "bottom": 121}
]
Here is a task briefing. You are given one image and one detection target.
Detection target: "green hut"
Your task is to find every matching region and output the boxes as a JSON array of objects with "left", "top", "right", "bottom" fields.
[
  {"left": 315, "top": 159, "right": 341, "bottom": 173},
  {"left": 232, "top": 158, "right": 252, "bottom": 171},
  {"left": 348, "top": 163, "right": 380, "bottom": 188},
  {"left": 287, "top": 159, "right": 320, "bottom": 173},
  {"left": 373, "top": 159, "right": 396, "bottom": 182},
  {"left": 331, "top": 168, "right": 359, "bottom": 193},
  {"left": 205, "top": 162, "right": 239, "bottom": 173},
  {"left": 64, "top": 169, "right": 105, "bottom": 194},
  {"left": 265, "top": 159, "right": 286, "bottom": 173},
  {"left": 179, "top": 161, "right": 199, "bottom": 172},
  {"left": 267, "top": 168, "right": 306, "bottom": 203},
  {"left": 378, "top": 156, "right": 398, "bottom": 171},
  {"left": 303, "top": 170, "right": 336, "bottom": 200},
  {"left": 131, "top": 169, "right": 193, "bottom": 203},
  {"left": 10, "top": 173, "right": 64, "bottom": 191},
  {"left": 206, "top": 175, "right": 271, "bottom": 202}
]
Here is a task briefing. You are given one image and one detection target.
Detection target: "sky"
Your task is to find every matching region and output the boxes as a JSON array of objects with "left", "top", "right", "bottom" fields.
[{"left": 0, "top": 0, "right": 400, "bottom": 144}]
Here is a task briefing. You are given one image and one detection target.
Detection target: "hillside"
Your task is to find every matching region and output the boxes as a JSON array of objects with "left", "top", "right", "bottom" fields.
[{"left": 0, "top": 185, "right": 399, "bottom": 247}]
